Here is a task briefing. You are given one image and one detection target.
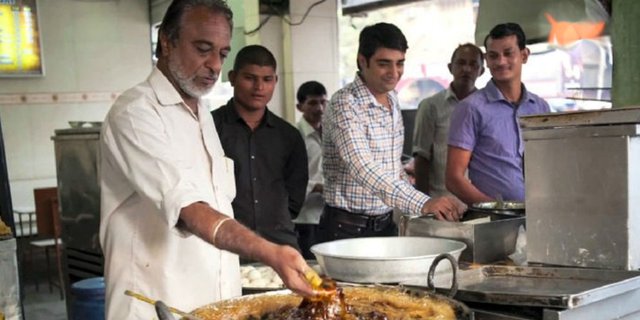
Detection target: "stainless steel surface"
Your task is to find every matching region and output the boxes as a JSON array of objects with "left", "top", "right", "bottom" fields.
[
  {"left": 54, "top": 127, "right": 101, "bottom": 136},
  {"left": 472, "top": 201, "right": 525, "bottom": 213},
  {"left": 51, "top": 130, "right": 102, "bottom": 254},
  {"left": 519, "top": 106, "right": 640, "bottom": 129},
  {"left": 51, "top": 128, "right": 104, "bottom": 317},
  {"left": 471, "top": 308, "right": 532, "bottom": 320},
  {"left": 541, "top": 285, "right": 640, "bottom": 319},
  {"left": 310, "top": 237, "right": 466, "bottom": 283},
  {"left": 404, "top": 265, "right": 640, "bottom": 309},
  {"left": 0, "top": 239, "right": 22, "bottom": 320},
  {"left": 470, "top": 285, "right": 640, "bottom": 320},
  {"left": 404, "top": 212, "right": 524, "bottom": 263},
  {"left": 523, "top": 120, "right": 640, "bottom": 269}
]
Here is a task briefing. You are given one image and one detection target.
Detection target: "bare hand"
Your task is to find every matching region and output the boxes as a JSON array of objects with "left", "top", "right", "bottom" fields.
[
  {"left": 421, "top": 195, "right": 467, "bottom": 221},
  {"left": 262, "top": 244, "right": 315, "bottom": 297}
]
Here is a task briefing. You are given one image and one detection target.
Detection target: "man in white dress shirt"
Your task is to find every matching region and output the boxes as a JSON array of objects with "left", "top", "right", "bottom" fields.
[
  {"left": 412, "top": 43, "right": 484, "bottom": 196},
  {"left": 99, "top": 1, "right": 314, "bottom": 319},
  {"left": 293, "top": 81, "right": 327, "bottom": 258}
]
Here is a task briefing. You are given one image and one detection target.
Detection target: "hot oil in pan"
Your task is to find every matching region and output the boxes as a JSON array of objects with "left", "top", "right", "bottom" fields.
[{"left": 191, "top": 287, "right": 458, "bottom": 319}]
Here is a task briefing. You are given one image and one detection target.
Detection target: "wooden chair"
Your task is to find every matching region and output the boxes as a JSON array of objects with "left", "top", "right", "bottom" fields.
[{"left": 29, "top": 187, "right": 64, "bottom": 299}]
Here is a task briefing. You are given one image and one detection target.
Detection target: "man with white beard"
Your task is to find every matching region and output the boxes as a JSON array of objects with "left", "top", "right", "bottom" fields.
[{"left": 99, "top": 1, "right": 314, "bottom": 319}]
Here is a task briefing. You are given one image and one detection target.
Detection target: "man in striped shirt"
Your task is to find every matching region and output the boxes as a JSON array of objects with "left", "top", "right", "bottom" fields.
[{"left": 320, "top": 22, "right": 466, "bottom": 242}]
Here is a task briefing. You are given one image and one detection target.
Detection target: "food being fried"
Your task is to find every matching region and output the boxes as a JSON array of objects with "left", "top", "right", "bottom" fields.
[
  {"left": 190, "top": 287, "right": 457, "bottom": 320},
  {"left": 0, "top": 218, "right": 12, "bottom": 237}
]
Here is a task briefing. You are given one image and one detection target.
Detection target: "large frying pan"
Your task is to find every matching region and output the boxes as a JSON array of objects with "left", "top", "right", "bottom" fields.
[{"left": 186, "top": 284, "right": 472, "bottom": 320}]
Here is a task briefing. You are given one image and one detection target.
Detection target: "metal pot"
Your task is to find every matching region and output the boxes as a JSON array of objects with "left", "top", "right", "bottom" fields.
[
  {"left": 309, "top": 236, "right": 466, "bottom": 283},
  {"left": 186, "top": 284, "right": 472, "bottom": 320}
]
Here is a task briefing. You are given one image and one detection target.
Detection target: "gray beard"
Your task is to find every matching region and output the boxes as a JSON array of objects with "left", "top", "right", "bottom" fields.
[{"left": 168, "top": 59, "right": 217, "bottom": 98}]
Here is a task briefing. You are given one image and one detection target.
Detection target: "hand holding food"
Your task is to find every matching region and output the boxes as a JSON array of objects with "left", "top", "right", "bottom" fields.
[{"left": 260, "top": 244, "right": 315, "bottom": 297}]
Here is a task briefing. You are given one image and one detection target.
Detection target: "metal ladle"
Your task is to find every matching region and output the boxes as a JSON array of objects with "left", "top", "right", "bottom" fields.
[{"left": 124, "top": 290, "right": 203, "bottom": 320}]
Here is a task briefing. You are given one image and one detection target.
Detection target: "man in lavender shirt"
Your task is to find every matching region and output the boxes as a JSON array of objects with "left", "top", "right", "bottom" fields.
[{"left": 446, "top": 23, "right": 550, "bottom": 204}]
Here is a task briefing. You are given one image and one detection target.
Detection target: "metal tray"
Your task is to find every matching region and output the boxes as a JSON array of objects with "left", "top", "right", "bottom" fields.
[
  {"left": 519, "top": 106, "right": 640, "bottom": 129},
  {"left": 240, "top": 261, "right": 321, "bottom": 295},
  {"left": 471, "top": 201, "right": 525, "bottom": 217},
  {"left": 406, "top": 265, "right": 640, "bottom": 309},
  {"left": 405, "top": 211, "right": 525, "bottom": 263}
]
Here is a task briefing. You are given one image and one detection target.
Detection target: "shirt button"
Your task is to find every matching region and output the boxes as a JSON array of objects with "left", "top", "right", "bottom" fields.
[
  {"left": 250, "top": 155, "right": 255, "bottom": 160},
  {"left": 253, "top": 177, "right": 257, "bottom": 182},
  {"left": 254, "top": 199, "right": 259, "bottom": 204}
]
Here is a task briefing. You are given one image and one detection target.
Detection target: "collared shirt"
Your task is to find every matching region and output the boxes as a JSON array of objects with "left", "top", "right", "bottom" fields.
[
  {"left": 100, "top": 67, "right": 240, "bottom": 320},
  {"left": 293, "top": 119, "right": 324, "bottom": 224},
  {"left": 412, "top": 86, "right": 466, "bottom": 196},
  {"left": 323, "top": 73, "right": 430, "bottom": 216},
  {"left": 448, "top": 79, "right": 550, "bottom": 201},
  {"left": 212, "top": 99, "right": 308, "bottom": 249}
]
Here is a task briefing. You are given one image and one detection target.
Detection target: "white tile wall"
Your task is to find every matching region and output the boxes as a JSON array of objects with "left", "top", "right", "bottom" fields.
[{"left": 0, "top": 0, "right": 152, "bottom": 209}]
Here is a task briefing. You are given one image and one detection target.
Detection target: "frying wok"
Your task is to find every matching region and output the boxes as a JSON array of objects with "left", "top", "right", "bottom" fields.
[{"left": 185, "top": 284, "right": 472, "bottom": 320}]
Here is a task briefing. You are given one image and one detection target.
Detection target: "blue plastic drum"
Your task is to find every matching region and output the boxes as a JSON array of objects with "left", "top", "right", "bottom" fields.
[{"left": 71, "top": 277, "right": 105, "bottom": 320}]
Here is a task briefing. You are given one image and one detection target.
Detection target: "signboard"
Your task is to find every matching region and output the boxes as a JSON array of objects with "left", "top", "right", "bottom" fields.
[{"left": 0, "top": 0, "right": 44, "bottom": 77}]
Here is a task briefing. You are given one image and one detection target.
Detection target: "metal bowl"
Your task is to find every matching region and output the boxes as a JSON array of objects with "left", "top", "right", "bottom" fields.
[
  {"left": 310, "top": 237, "right": 466, "bottom": 283},
  {"left": 68, "top": 121, "right": 86, "bottom": 128},
  {"left": 471, "top": 201, "right": 525, "bottom": 217}
]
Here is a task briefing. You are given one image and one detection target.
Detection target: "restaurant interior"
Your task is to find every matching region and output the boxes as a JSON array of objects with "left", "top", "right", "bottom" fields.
[{"left": 1, "top": 0, "right": 640, "bottom": 319}]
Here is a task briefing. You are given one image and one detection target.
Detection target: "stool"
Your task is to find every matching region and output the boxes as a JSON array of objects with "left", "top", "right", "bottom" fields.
[{"left": 71, "top": 277, "right": 105, "bottom": 320}]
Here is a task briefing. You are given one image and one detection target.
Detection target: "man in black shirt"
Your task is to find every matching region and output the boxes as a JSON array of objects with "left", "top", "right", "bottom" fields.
[{"left": 212, "top": 45, "right": 308, "bottom": 251}]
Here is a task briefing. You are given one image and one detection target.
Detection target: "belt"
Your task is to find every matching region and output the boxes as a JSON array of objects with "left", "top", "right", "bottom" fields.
[{"left": 325, "top": 205, "right": 393, "bottom": 232}]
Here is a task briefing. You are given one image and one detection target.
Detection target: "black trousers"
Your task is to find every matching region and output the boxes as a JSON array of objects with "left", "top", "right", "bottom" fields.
[
  {"left": 318, "top": 205, "right": 397, "bottom": 242},
  {"left": 295, "top": 223, "right": 320, "bottom": 260}
]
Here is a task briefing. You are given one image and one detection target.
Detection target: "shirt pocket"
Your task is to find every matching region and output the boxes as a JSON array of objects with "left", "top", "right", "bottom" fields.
[
  {"left": 365, "top": 113, "right": 392, "bottom": 150},
  {"left": 481, "top": 117, "right": 518, "bottom": 157},
  {"left": 214, "top": 156, "right": 236, "bottom": 203}
]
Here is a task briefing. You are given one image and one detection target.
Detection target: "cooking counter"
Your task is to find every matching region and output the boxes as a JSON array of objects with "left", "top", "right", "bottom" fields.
[{"left": 403, "top": 263, "right": 640, "bottom": 320}]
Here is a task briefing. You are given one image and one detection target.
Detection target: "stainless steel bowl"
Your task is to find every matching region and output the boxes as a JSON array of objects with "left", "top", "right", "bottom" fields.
[
  {"left": 471, "top": 201, "right": 525, "bottom": 217},
  {"left": 310, "top": 236, "right": 466, "bottom": 283},
  {"left": 472, "top": 201, "right": 525, "bottom": 210},
  {"left": 68, "top": 121, "right": 86, "bottom": 128}
]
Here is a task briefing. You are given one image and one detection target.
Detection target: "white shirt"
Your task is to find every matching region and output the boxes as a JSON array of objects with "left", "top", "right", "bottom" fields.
[
  {"left": 412, "top": 87, "right": 459, "bottom": 196},
  {"left": 99, "top": 68, "right": 240, "bottom": 319},
  {"left": 293, "top": 119, "right": 324, "bottom": 224}
]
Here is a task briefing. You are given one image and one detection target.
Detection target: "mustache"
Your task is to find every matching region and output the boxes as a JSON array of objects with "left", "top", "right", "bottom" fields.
[{"left": 203, "top": 72, "right": 219, "bottom": 82}]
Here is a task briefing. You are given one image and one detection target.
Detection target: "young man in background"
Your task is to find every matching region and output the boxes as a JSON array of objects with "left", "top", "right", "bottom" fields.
[
  {"left": 293, "top": 81, "right": 328, "bottom": 258},
  {"left": 212, "top": 45, "right": 308, "bottom": 252}
]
